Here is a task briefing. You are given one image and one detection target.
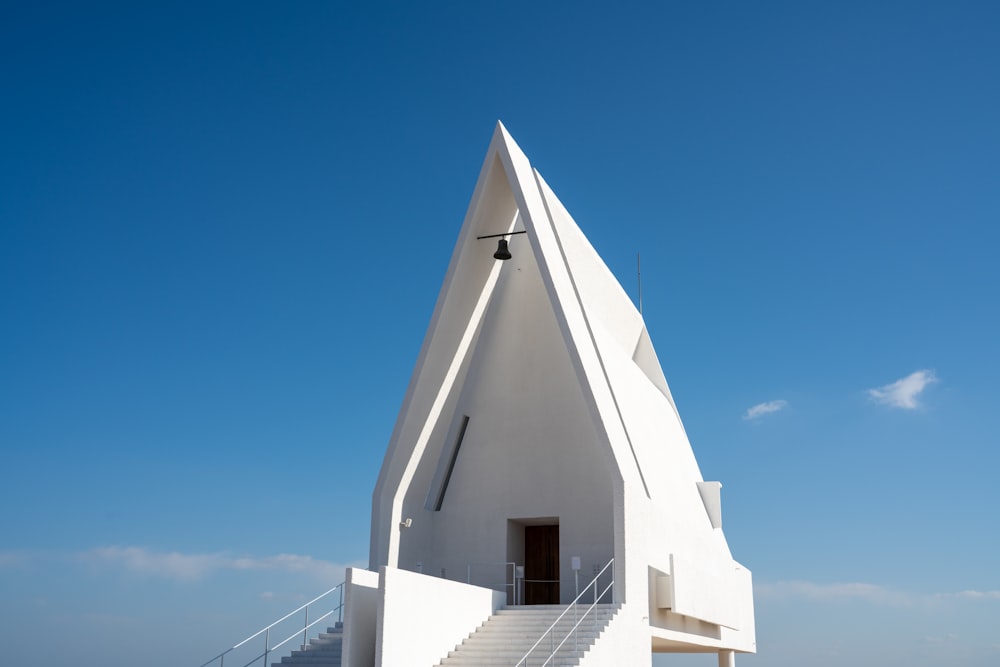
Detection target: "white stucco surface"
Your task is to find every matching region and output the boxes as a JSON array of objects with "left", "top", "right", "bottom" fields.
[
  {"left": 391, "top": 231, "right": 617, "bottom": 600},
  {"left": 373, "top": 566, "right": 505, "bottom": 667},
  {"left": 577, "top": 603, "right": 651, "bottom": 667},
  {"left": 342, "top": 567, "right": 379, "bottom": 667},
  {"left": 367, "top": 122, "right": 756, "bottom": 660}
]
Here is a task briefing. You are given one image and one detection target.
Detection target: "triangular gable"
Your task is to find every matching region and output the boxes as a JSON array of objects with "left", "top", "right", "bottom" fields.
[
  {"left": 366, "top": 124, "right": 754, "bottom": 651},
  {"left": 371, "top": 122, "right": 708, "bottom": 566},
  {"left": 490, "top": 123, "right": 651, "bottom": 499}
]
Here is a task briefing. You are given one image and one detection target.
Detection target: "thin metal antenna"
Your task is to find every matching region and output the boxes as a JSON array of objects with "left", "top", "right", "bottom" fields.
[{"left": 637, "top": 252, "right": 643, "bottom": 315}]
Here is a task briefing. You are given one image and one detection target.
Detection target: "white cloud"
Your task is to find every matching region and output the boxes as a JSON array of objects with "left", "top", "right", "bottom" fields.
[
  {"left": 0, "top": 551, "right": 26, "bottom": 568},
  {"left": 756, "top": 580, "right": 1000, "bottom": 608},
  {"left": 231, "top": 553, "right": 350, "bottom": 581},
  {"left": 83, "top": 546, "right": 359, "bottom": 582},
  {"left": 941, "top": 590, "right": 1000, "bottom": 600},
  {"left": 754, "top": 580, "right": 912, "bottom": 606},
  {"left": 868, "top": 369, "right": 937, "bottom": 409},
  {"left": 743, "top": 399, "right": 788, "bottom": 420},
  {"left": 86, "top": 547, "right": 227, "bottom": 581}
]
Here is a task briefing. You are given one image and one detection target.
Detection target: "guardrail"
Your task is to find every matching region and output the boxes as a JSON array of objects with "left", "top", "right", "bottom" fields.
[
  {"left": 198, "top": 582, "right": 344, "bottom": 667},
  {"left": 515, "top": 559, "right": 615, "bottom": 667}
]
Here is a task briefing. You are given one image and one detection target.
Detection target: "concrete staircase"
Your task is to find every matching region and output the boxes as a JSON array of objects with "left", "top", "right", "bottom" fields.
[
  {"left": 270, "top": 622, "right": 343, "bottom": 667},
  {"left": 435, "top": 604, "right": 620, "bottom": 667}
]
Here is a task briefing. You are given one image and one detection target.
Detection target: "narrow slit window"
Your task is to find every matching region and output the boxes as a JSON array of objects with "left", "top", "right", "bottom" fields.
[{"left": 425, "top": 415, "right": 470, "bottom": 511}]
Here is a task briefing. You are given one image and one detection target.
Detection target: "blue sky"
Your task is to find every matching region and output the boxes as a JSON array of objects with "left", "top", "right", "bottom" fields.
[{"left": 1, "top": 2, "right": 998, "bottom": 665}]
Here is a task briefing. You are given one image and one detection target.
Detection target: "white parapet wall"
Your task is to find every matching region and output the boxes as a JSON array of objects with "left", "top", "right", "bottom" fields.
[
  {"left": 669, "top": 553, "right": 741, "bottom": 630},
  {"left": 342, "top": 567, "right": 380, "bottom": 667},
  {"left": 373, "top": 566, "right": 506, "bottom": 667}
]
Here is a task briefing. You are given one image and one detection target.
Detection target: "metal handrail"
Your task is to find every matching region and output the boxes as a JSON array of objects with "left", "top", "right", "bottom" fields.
[
  {"left": 544, "top": 579, "right": 614, "bottom": 665},
  {"left": 236, "top": 609, "right": 338, "bottom": 667},
  {"left": 198, "top": 582, "right": 344, "bottom": 667},
  {"left": 515, "top": 558, "right": 615, "bottom": 667}
]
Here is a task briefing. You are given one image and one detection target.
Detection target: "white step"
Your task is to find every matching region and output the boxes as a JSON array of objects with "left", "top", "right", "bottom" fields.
[
  {"left": 435, "top": 604, "right": 619, "bottom": 667},
  {"left": 272, "top": 625, "right": 343, "bottom": 667}
]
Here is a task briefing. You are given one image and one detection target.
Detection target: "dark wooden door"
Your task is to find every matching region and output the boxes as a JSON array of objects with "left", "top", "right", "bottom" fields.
[{"left": 524, "top": 524, "right": 559, "bottom": 604}]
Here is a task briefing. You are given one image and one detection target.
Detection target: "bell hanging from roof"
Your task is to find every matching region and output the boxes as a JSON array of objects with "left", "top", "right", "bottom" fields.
[{"left": 493, "top": 238, "right": 512, "bottom": 260}]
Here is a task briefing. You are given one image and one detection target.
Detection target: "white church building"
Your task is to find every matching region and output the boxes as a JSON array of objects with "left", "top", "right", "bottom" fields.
[{"left": 327, "top": 123, "right": 756, "bottom": 667}]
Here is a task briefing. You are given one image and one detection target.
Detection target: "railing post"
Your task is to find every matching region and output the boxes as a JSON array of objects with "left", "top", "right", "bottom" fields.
[
  {"left": 574, "top": 599, "right": 578, "bottom": 654},
  {"left": 302, "top": 603, "right": 309, "bottom": 648},
  {"left": 574, "top": 564, "right": 581, "bottom": 655}
]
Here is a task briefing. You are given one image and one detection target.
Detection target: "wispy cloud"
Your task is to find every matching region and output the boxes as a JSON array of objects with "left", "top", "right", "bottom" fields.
[
  {"left": 743, "top": 399, "right": 788, "bottom": 420},
  {"left": 0, "top": 551, "right": 27, "bottom": 568},
  {"left": 755, "top": 580, "right": 912, "bottom": 606},
  {"left": 941, "top": 590, "right": 1000, "bottom": 600},
  {"left": 85, "top": 547, "right": 228, "bottom": 581},
  {"left": 231, "top": 553, "right": 350, "bottom": 581},
  {"left": 756, "top": 580, "right": 1000, "bottom": 608},
  {"left": 83, "top": 546, "right": 358, "bottom": 582},
  {"left": 868, "top": 369, "right": 937, "bottom": 409}
]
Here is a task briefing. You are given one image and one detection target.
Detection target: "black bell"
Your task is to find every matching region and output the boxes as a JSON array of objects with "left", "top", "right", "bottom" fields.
[{"left": 493, "top": 238, "right": 512, "bottom": 260}]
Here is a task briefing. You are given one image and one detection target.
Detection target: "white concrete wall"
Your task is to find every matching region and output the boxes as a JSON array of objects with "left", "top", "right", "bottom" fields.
[
  {"left": 373, "top": 566, "right": 505, "bottom": 667},
  {"left": 392, "top": 242, "right": 616, "bottom": 602},
  {"left": 725, "top": 563, "right": 756, "bottom": 653},
  {"left": 578, "top": 604, "right": 651, "bottom": 667},
  {"left": 669, "top": 553, "right": 740, "bottom": 629},
  {"left": 370, "top": 150, "right": 519, "bottom": 570},
  {"left": 342, "top": 567, "right": 379, "bottom": 667},
  {"left": 370, "top": 124, "right": 755, "bottom": 655},
  {"left": 582, "top": 275, "right": 756, "bottom": 647},
  {"left": 647, "top": 558, "right": 756, "bottom": 654}
]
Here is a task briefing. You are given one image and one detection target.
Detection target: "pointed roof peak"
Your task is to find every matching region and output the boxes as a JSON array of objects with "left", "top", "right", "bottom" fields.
[{"left": 491, "top": 121, "right": 525, "bottom": 158}]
